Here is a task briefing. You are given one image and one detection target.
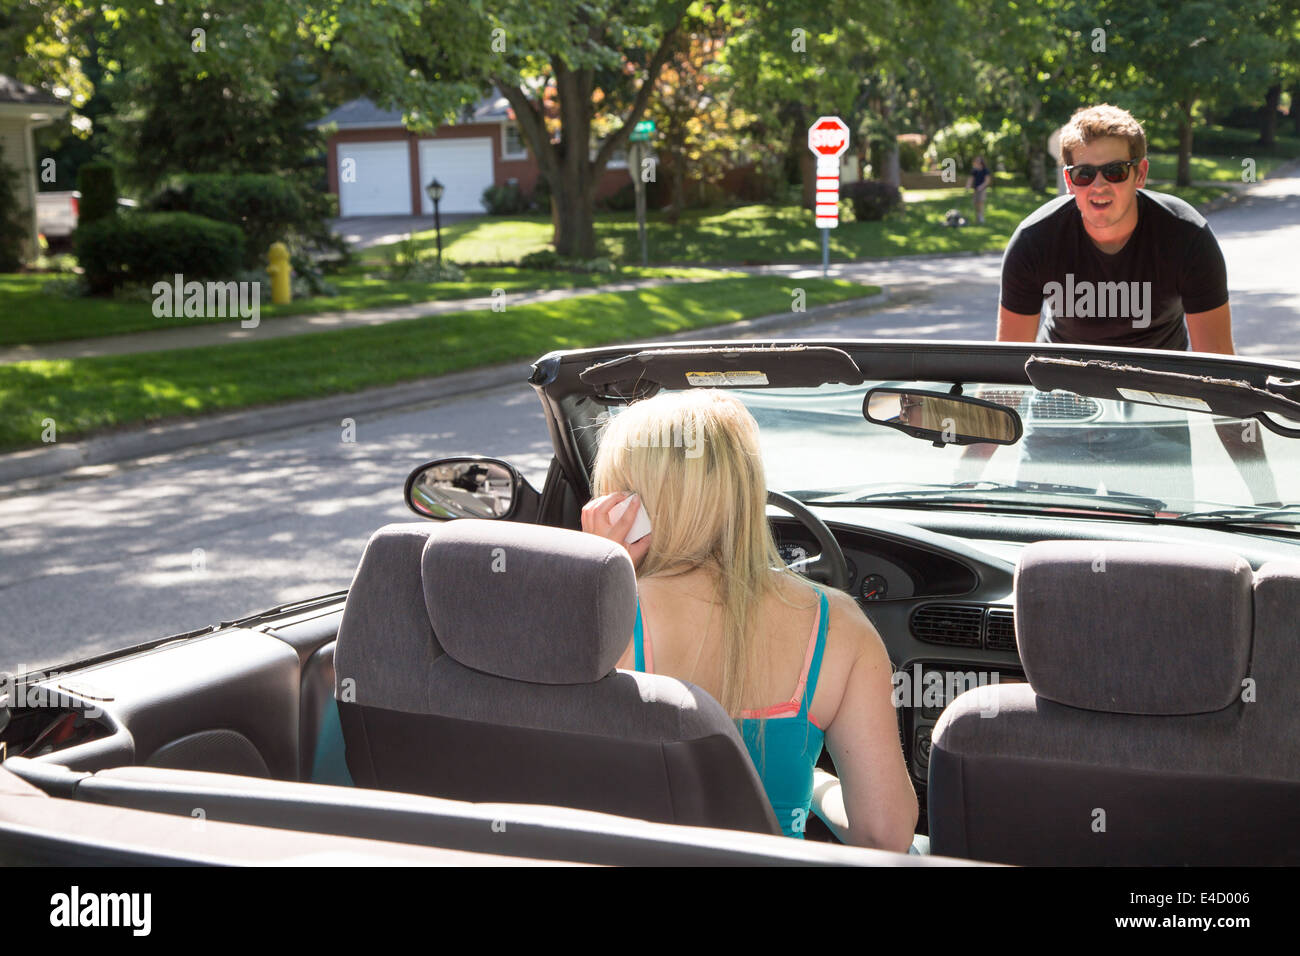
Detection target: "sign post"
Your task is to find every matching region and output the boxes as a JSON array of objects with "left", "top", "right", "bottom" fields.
[
  {"left": 807, "top": 115, "right": 850, "bottom": 277},
  {"left": 628, "top": 119, "right": 655, "bottom": 267}
]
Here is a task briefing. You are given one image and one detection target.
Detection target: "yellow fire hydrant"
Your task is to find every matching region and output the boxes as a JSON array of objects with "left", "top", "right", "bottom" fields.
[{"left": 267, "top": 242, "right": 291, "bottom": 304}]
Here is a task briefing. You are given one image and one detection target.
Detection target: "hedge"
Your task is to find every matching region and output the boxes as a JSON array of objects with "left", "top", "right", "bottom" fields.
[{"left": 74, "top": 212, "right": 245, "bottom": 294}]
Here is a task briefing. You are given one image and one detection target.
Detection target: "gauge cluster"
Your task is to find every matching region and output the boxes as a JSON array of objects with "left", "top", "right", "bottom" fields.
[{"left": 775, "top": 532, "right": 918, "bottom": 603}]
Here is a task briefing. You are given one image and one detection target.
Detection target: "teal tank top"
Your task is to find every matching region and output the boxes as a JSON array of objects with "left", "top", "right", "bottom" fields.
[{"left": 633, "top": 588, "right": 829, "bottom": 839}]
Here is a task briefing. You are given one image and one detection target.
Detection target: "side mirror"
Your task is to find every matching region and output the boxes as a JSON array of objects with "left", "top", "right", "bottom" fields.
[
  {"left": 864, "top": 388, "right": 1022, "bottom": 446},
  {"left": 404, "top": 457, "right": 539, "bottom": 520}
]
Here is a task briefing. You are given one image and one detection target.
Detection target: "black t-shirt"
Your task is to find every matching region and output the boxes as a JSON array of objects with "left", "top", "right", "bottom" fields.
[{"left": 999, "top": 189, "right": 1229, "bottom": 350}]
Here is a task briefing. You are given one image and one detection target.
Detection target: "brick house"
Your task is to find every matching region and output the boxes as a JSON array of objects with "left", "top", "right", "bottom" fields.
[{"left": 313, "top": 90, "right": 631, "bottom": 217}]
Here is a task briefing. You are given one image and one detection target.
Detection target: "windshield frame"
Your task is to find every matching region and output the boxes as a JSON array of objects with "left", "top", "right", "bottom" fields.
[{"left": 536, "top": 339, "right": 1300, "bottom": 529}]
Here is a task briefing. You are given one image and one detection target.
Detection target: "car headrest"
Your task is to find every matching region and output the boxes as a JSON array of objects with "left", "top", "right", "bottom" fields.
[
  {"left": 422, "top": 520, "right": 636, "bottom": 684},
  {"left": 336, "top": 522, "right": 446, "bottom": 710},
  {"left": 1014, "top": 540, "right": 1253, "bottom": 715}
]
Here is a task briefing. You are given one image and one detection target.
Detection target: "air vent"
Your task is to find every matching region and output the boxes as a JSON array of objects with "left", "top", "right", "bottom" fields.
[
  {"left": 985, "top": 608, "right": 1017, "bottom": 651},
  {"left": 1028, "top": 391, "right": 1101, "bottom": 421},
  {"left": 911, "top": 604, "right": 983, "bottom": 647}
]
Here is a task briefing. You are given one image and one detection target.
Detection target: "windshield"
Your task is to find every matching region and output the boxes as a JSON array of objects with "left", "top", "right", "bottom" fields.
[{"left": 599, "top": 382, "right": 1300, "bottom": 524}]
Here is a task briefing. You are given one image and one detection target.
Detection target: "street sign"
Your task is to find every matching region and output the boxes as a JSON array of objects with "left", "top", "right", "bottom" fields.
[
  {"left": 807, "top": 116, "right": 850, "bottom": 158},
  {"left": 629, "top": 119, "right": 655, "bottom": 142},
  {"left": 807, "top": 115, "right": 850, "bottom": 274}
]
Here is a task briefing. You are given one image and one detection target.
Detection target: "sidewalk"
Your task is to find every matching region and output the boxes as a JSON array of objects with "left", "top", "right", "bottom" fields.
[
  {"left": 0, "top": 272, "right": 733, "bottom": 365},
  {"left": 0, "top": 287, "right": 889, "bottom": 488}
]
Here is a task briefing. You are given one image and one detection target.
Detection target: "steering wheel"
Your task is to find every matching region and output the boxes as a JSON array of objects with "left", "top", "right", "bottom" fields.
[{"left": 767, "top": 490, "right": 850, "bottom": 591}]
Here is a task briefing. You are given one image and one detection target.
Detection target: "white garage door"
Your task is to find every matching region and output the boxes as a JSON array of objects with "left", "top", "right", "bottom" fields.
[
  {"left": 419, "top": 139, "right": 495, "bottom": 214},
  {"left": 337, "top": 142, "right": 412, "bottom": 216}
]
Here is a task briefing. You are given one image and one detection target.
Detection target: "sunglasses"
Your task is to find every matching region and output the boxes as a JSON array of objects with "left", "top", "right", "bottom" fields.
[{"left": 1064, "top": 159, "right": 1141, "bottom": 186}]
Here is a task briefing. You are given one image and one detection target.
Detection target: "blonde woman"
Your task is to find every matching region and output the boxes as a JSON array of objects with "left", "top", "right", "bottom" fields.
[{"left": 580, "top": 389, "right": 918, "bottom": 850}]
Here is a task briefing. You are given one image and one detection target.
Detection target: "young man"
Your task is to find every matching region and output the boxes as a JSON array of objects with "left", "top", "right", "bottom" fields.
[
  {"left": 997, "top": 104, "right": 1234, "bottom": 353},
  {"left": 972, "top": 105, "right": 1276, "bottom": 503}
]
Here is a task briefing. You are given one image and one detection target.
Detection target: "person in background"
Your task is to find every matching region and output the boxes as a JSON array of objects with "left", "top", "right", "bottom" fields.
[{"left": 967, "top": 156, "right": 991, "bottom": 224}]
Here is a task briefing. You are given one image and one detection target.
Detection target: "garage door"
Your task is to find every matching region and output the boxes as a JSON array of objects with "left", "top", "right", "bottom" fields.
[
  {"left": 419, "top": 139, "right": 495, "bottom": 215},
  {"left": 337, "top": 142, "right": 412, "bottom": 216}
]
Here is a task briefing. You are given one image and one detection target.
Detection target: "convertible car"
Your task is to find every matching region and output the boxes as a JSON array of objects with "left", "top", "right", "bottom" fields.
[{"left": 3, "top": 337, "right": 1299, "bottom": 866}]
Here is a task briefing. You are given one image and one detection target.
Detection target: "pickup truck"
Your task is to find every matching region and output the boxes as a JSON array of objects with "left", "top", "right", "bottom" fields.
[
  {"left": 34, "top": 190, "right": 79, "bottom": 240},
  {"left": 35, "top": 191, "right": 138, "bottom": 245}
]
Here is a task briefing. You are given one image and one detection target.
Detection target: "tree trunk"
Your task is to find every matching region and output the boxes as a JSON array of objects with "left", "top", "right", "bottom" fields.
[
  {"left": 883, "top": 143, "right": 901, "bottom": 189},
  {"left": 551, "top": 164, "right": 597, "bottom": 258},
  {"left": 1293, "top": 83, "right": 1300, "bottom": 137},
  {"left": 550, "top": 66, "right": 598, "bottom": 259},
  {"left": 1177, "top": 101, "right": 1194, "bottom": 187},
  {"left": 1028, "top": 145, "right": 1047, "bottom": 192},
  {"left": 1260, "top": 83, "right": 1281, "bottom": 147}
]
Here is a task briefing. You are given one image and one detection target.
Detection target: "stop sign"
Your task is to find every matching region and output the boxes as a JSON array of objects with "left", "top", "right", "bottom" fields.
[{"left": 808, "top": 116, "right": 850, "bottom": 157}]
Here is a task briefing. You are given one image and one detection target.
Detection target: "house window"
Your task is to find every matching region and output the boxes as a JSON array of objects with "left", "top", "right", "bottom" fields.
[{"left": 503, "top": 124, "right": 527, "bottom": 159}]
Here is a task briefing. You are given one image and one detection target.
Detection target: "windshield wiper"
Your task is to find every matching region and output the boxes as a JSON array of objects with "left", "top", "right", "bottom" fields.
[
  {"left": 1171, "top": 505, "right": 1300, "bottom": 525},
  {"left": 799, "top": 480, "right": 1166, "bottom": 514}
]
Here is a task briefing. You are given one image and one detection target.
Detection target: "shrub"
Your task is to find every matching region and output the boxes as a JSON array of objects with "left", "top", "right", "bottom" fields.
[
  {"left": 599, "top": 181, "right": 637, "bottom": 212},
  {"left": 147, "top": 173, "right": 307, "bottom": 268},
  {"left": 75, "top": 162, "right": 119, "bottom": 227},
  {"left": 519, "top": 248, "right": 562, "bottom": 270},
  {"left": 897, "top": 136, "right": 926, "bottom": 173},
  {"left": 481, "top": 182, "right": 529, "bottom": 215},
  {"left": 530, "top": 177, "right": 552, "bottom": 214},
  {"left": 74, "top": 211, "right": 245, "bottom": 294},
  {"left": 842, "top": 180, "right": 902, "bottom": 221},
  {"left": 926, "top": 119, "right": 991, "bottom": 175},
  {"left": 519, "top": 249, "right": 617, "bottom": 273},
  {"left": 383, "top": 235, "right": 465, "bottom": 283},
  {"left": 983, "top": 122, "right": 1021, "bottom": 175}
]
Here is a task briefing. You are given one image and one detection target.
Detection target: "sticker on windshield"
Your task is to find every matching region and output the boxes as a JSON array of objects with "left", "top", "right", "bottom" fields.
[
  {"left": 685, "top": 370, "right": 769, "bottom": 386},
  {"left": 1116, "top": 387, "right": 1212, "bottom": 411}
]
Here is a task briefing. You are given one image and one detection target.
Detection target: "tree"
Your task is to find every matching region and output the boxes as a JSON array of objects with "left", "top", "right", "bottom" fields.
[
  {"left": 319, "top": 0, "right": 691, "bottom": 258},
  {"left": 1254, "top": 1, "right": 1300, "bottom": 147},
  {"left": 1107, "top": 0, "right": 1282, "bottom": 184},
  {"left": 647, "top": 11, "right": 759, "bottom": 219}
]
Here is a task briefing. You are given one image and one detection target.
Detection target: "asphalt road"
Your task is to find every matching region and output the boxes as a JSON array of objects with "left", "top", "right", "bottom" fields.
[{"left": 3, "top": 174, "right": 1298, "bottom": 672}]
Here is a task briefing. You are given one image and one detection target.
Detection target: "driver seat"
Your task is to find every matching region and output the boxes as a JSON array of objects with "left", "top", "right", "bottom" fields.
[{"left": 334, "top": 519, "right": 781, "bottom": 836}]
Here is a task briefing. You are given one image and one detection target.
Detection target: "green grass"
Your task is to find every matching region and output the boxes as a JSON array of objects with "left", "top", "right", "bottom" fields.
[
  {"left": 1145, "top": 153, "right": 1291, "bottom": 183},
  {"left": 375, "top": 183, "right": 1236, "bottom": 268},
  {"left": 0, "top": 266, "right": 731, "bottom": 347},
  {"left": 1147, "top": 123, "right": 1300, "bottom": 160},
  {"left": 0, "top": 275, "right": 879, "bottom": 452}
]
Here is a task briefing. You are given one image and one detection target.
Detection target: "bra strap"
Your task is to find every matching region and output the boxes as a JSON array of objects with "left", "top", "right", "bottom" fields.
[{"left": 799, "top": 590, "right": 830, "bottom": 715}]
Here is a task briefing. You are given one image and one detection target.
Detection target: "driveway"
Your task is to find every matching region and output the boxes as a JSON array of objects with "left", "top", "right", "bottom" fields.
[{"left": 328, "top": 214, "right": 485, "bottom": 250}]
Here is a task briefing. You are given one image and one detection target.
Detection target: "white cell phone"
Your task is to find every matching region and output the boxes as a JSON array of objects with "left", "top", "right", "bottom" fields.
[{"left": 609, "top": 494, "right": 653, "bottom": 544}]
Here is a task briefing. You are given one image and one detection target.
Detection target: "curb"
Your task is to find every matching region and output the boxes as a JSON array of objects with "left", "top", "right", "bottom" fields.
[{"left": 0, "top": 290, "right": 887, "bottom": 487}]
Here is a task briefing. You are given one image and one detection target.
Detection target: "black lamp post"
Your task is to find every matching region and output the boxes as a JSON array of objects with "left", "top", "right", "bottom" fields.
[{"left": 425, "top": 177, "right": 445, "bottom": 267}]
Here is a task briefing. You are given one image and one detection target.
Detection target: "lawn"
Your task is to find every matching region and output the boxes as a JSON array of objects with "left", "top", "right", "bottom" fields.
[
  {"left": 0, "top": 265, "right": 732, "bottom": 347},
  {"left": 0, "top": 275, "right": 880, "bottom": 452},
  {"left": 378, "top": 182, "right": 1236, "bottom": 267},
  {"left": 1145, "top": 124, "right": 1300, "bottom": 182}
]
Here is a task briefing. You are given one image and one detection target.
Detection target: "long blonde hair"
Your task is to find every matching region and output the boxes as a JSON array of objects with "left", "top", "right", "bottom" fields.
[{"left": 591, "top": 389, "right": 821, "bottom": 717}]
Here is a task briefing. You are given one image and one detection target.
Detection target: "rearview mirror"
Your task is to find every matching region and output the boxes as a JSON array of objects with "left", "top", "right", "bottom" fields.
[
  {"left": 864, "top": 388, "right": 1022, "bottom": 446},
  {"left": 404, "top": 457, "right": 536, "bottom": 520}
]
